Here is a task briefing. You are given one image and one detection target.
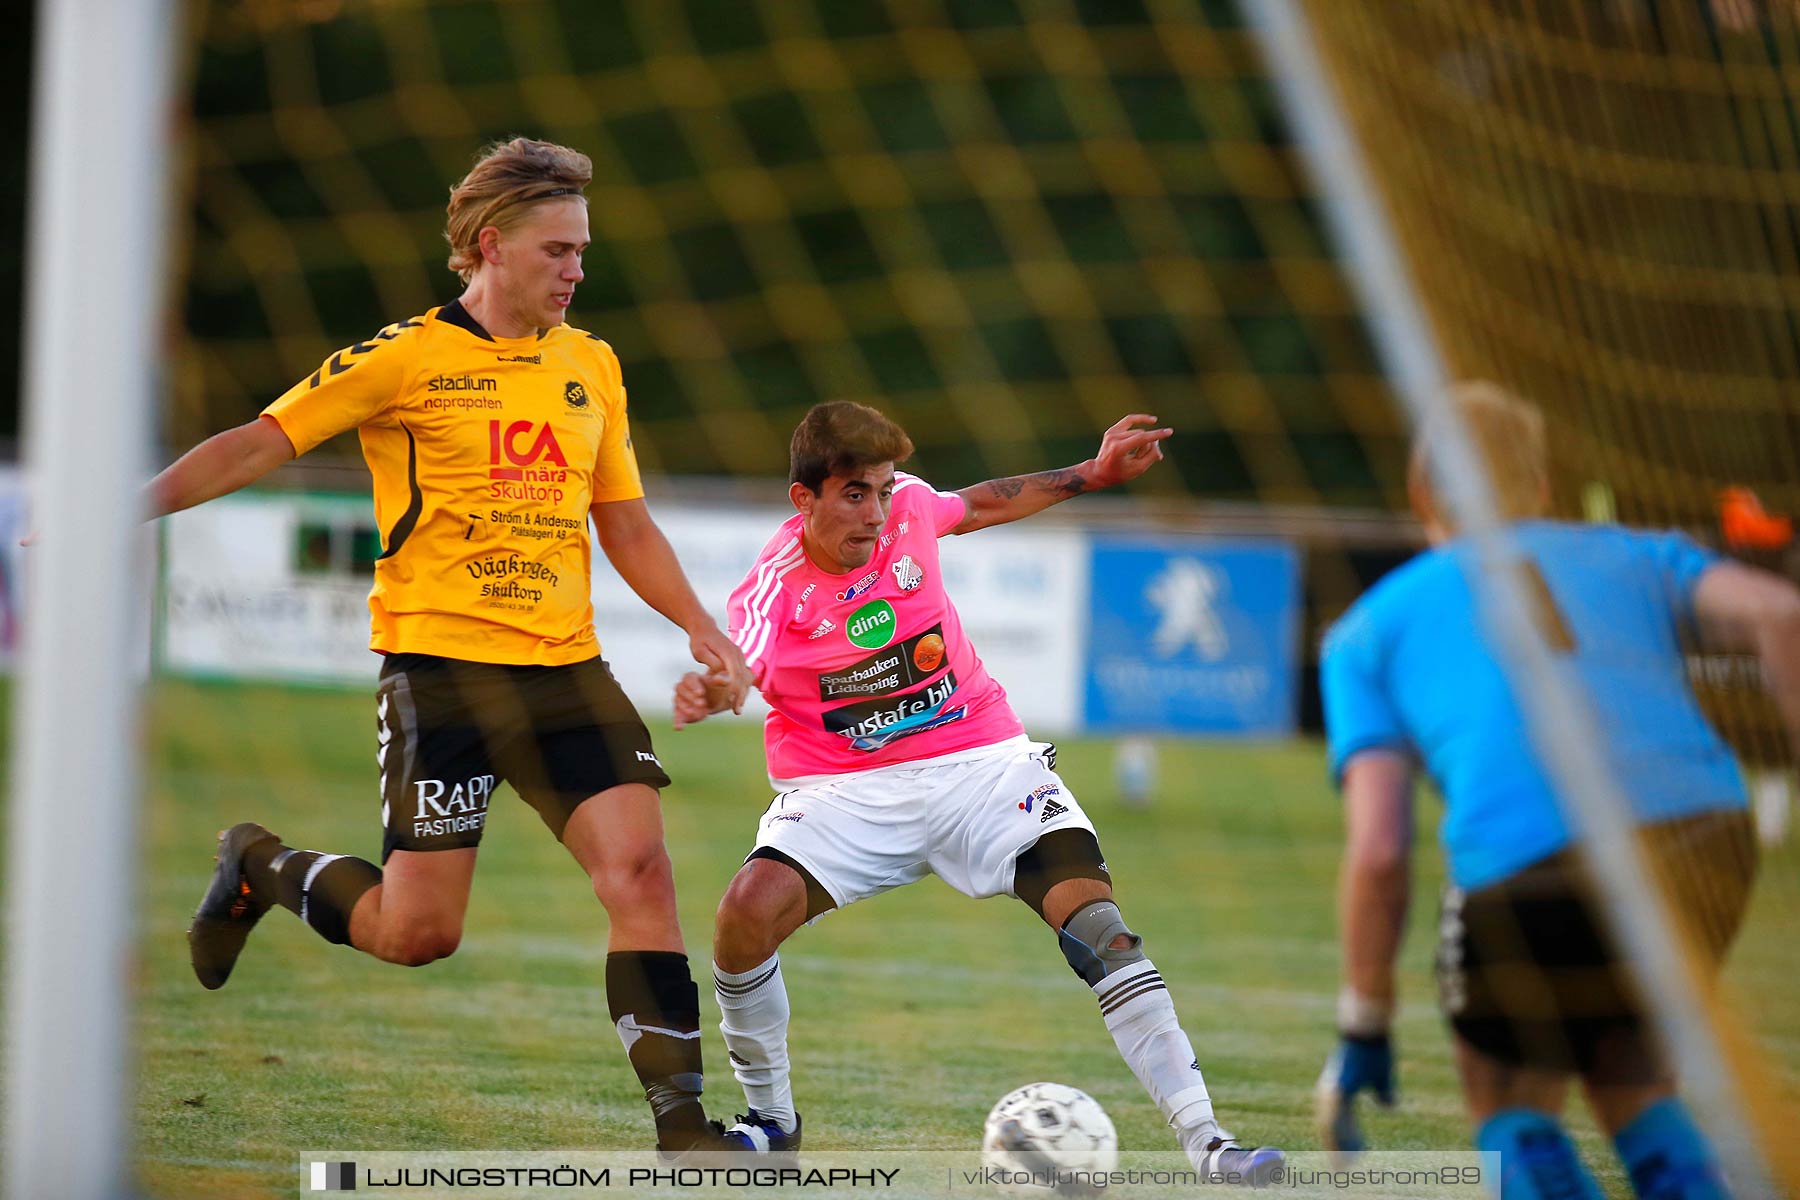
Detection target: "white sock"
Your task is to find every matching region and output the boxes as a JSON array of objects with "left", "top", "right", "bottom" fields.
[
  {"left": 713, "top": 955, "right": 797, "bottom": 1133},
  {"left": 1093, "top": 959, "right": 1223, "bottom": 1154}
]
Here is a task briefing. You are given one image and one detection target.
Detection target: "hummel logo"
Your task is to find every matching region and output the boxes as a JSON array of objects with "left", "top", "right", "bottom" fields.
[{"left": 1039, "top": 797, "right": 1068, "bottom": 824}]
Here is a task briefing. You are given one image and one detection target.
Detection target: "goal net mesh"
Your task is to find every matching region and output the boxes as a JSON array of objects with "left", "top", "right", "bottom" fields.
[
  {"left": 108, "top": 0, "right": 1800, "bottom": 1190},
  {"left": 177, "top": 0, "right": 1399, "bottom": 507}
]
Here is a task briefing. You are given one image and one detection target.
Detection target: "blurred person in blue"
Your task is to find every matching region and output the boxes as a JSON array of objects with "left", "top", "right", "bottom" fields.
[{"left": 1317, "top": 383, "right": 1800, "bottom": 1200}]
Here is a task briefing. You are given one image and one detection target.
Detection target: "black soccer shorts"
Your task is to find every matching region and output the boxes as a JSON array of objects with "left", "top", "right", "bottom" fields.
[
  {"left": 375, "top": 652, "right": 672, "bottom": 860},
  {"left": 1436, "top": 808, "right": 1755, "bottom": 1077}
]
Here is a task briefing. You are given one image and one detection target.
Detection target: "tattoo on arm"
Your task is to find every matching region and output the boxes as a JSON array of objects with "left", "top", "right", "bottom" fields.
[
  {"left": 988, "top": 469, "right": 1089, "bottom": 501},
  {"left": 987, "top": 476, "right": 1027, "bottom": 499},
  {"left": 956, "top": 466, "right": 1098, "bottom": 532}
]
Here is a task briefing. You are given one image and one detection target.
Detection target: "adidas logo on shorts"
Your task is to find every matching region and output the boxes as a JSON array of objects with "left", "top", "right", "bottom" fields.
[{"left": 1039, "top": 797, "right": 1068, "bottom": 824}]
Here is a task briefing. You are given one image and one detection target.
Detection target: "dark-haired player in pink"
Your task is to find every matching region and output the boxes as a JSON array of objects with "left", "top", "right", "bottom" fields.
[{"left": 674, "top": 402, "right": 1282, "bottom": 1177}]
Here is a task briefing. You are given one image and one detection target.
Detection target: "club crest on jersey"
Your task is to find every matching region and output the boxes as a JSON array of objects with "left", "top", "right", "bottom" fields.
[
  {"left": 564, "top": 380, "right": 589, "bottom": 409},
  {"left": 836, "top": 568, "right": 882, "bottom": 603},
  {"left": 892, "top": 554, "right": 923, "bottom": 592}
]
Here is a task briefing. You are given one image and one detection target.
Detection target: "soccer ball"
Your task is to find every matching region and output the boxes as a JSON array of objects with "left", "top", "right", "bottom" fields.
[{"left": 982, "top": 1082, "right": 1118, "bottom": 1187}]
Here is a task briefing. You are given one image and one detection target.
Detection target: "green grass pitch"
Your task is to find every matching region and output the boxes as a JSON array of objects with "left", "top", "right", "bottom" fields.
[{"left": 42, "top": 680, "right": 1793, "bottom": 1196}]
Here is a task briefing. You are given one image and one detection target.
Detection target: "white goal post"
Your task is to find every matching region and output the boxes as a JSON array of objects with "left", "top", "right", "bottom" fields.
[{"left": 4, "top": 0, "right": 176, "bottom": 1196}]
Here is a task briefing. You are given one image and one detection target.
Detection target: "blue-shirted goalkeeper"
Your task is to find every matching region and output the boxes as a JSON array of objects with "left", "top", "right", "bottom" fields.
[{"left": 1318, "top": 383, "right": 1800, "bottom": 1200}]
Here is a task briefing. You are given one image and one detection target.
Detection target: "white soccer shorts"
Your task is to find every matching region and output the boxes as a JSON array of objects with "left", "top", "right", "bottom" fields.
[{"left": 749, "top": 736, "right": 1096, "bottom": 909}]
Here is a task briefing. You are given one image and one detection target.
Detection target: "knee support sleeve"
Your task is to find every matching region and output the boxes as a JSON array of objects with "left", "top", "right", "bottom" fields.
[{"left": 1058, "top": 899, "right": 1145, "bottom": 987}]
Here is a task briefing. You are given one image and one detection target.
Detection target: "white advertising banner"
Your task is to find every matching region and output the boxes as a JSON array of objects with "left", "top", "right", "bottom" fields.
[
  {"left": 158, "top": 494, "right": 1088, "bottom": 732},
  {"left": 587, "top": 505, "right": 786, "bottom": 720},
  {"left": 161, "top": 494, "right": 383, "bottom": 686},
  {"left": 936, "top": 522, "right": 1087, "bottom": 731}
]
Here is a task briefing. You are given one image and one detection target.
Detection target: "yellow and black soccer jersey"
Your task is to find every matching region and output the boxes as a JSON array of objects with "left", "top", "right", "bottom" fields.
[{"left": 262, "top": 300, "right": 645, "bottom": 665}]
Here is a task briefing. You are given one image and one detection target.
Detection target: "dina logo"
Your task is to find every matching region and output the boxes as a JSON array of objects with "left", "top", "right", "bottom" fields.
[
  {"left": 1148, "top": 559, "right": 1229, "bottom": 661},
  {"left": 564, "top": 380, "right": 589, "bottom": 408},
  {"left": 846, "top": 600, "right": 896, "bottom": 649}
]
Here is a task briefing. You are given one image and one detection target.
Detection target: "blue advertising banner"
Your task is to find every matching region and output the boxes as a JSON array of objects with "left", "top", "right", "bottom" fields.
[{"left": 1083, "top": 538, "right": 1301, "bottom": 735}]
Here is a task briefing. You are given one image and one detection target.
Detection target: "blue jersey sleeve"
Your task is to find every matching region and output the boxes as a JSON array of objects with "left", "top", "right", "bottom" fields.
[
  {"left": 1320, "top": 603, "right": 1411, "bottom": 786},
  {"left": 1632, "top": 529, "right": 1719, "bottom": 624}
]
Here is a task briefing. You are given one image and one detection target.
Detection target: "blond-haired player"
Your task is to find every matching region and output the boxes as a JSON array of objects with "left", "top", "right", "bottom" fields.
[
  {"left": 155, "top": 138, "right": 748, "bottom": 1155},
  {"left": 1320, "top": 383, "right": 1800, "bottom": 1199}
]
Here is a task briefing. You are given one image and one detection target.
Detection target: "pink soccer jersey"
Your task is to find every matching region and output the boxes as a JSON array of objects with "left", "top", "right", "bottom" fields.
[{"left": 727, "top": 472, "right": 1026, "bottom": 783}]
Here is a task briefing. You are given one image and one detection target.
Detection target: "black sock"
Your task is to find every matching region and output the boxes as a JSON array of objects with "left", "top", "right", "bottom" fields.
[
  {"left": 606, "top": 950, "right": 709, "bottom": 1150},
  {"left": 254, "top": 846, "right": 382, "bottom": 946},
  {"left": 241, "top": 834, "right": 283, "bottom": 896}
]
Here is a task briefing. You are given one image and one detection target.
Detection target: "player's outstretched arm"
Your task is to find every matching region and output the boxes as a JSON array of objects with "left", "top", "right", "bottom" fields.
[
  {"left": 145, "top": 415, "right": 297, "bottom": 519},
  {"left": 592, "top": 496, "right": 752, "bottom": 713},
  {"left": 951, "top": 413, "right": 1171, "bottom": 534},
  {"left": 1693, "top": 560, "right": 1800, "bottom": 760},
  {"left": 1338, "top": 750, "right": 1413, "bottom": 1022},
  {"left": 1318, "top": 749, "right": 1412, "bottom": 1157}
]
